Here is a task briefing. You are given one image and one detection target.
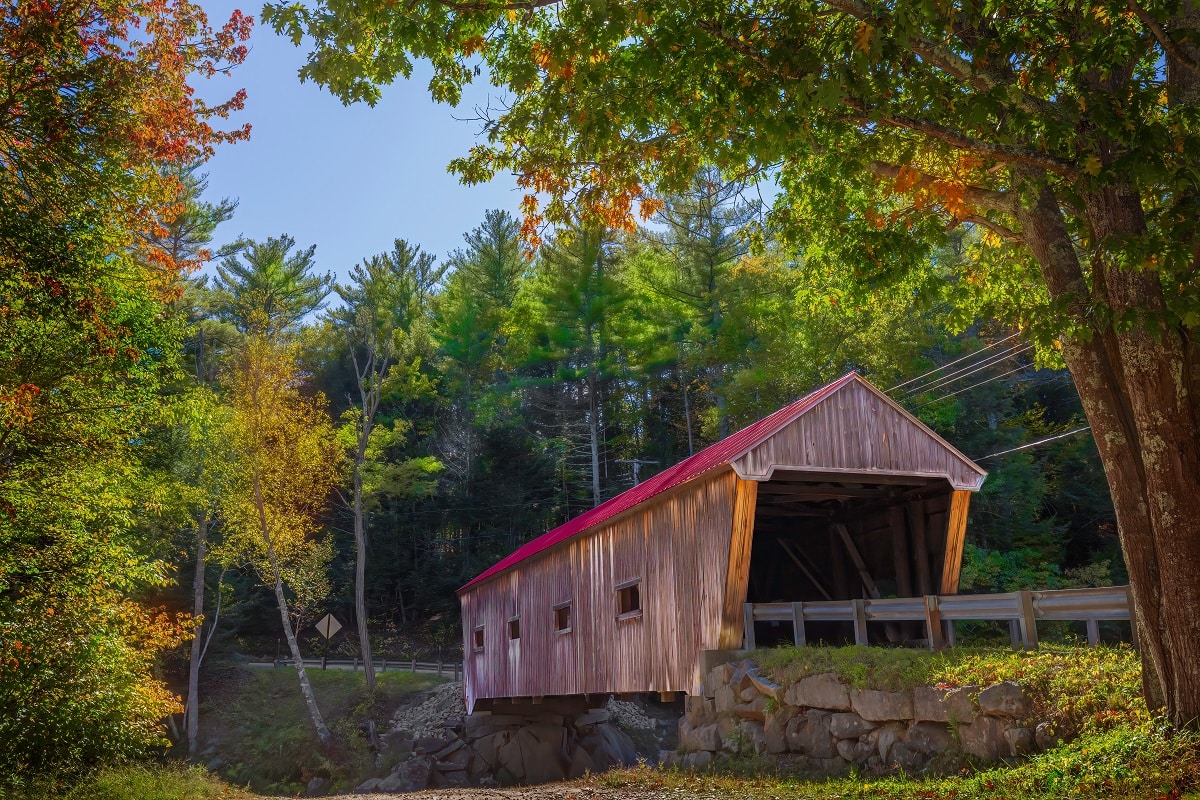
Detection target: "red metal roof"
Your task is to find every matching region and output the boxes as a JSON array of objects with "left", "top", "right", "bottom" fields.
[{"left": 458, "top": 372, "right": 860, "bottom": 593}]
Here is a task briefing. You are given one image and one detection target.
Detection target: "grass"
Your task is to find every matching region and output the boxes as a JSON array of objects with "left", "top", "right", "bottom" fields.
[
  {"left": 15, "top": 764, "right": 256, "bottom": 800},
  {"left": 199, "top": 664, "right": 444, "bottom": 795}
]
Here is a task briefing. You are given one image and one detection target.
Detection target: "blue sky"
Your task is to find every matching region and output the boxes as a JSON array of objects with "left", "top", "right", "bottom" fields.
[{"left": 195, "top": 1, "right": 522, "bottom": 281}]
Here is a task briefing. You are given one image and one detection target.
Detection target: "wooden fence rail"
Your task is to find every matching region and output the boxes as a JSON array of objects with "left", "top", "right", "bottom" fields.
[
  {"left": 266, "top": 657, "right": 465, "bottom": 681},
  {"left": 743, "top": 585, "right": 1135, "bottom": 651}
]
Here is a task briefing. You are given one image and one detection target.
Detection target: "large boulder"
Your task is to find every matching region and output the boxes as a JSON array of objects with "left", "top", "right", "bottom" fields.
[
  {"left": 515, "top": 726, "right": 568, "bottom": 784},
  {"left": 836, "top": 739, "right": 874, "bottom": 763},
  {"left": 888, "top": 742, "right": 926, "bottom": 771},
  {"left": 747, "top": 668, "right": 786, "bottom": 702},
  {"left": 714, "top": 683, "right": 738, "bottom": 714},
  {"left": 958, "top": 715, "right": 1009, "bottom": 760},
  {"left": 567, "top": 746, "right": 595, "bottom": 779},
  {"left": 786, "top": 709, "right": 836, "bottom": 758},
  {"left": 784, "top": 673, "right": 851, "bottom": 711},
  {"left": 1005, "top": 726, "right": 1036, "bottom": 756},
  {"left": 684, "top": 695, "right": 715, "bottom": 727},
  {"left": 851, "top": 689, "right": 914, "bottom": 722},
  {"left": 905, "top": 721, "right": 954, "bottom": 755},
  {"left": 913, "top": 685, "right": 977, "bottom": 723},
  {"left": 764, "top": 704, "right": 797, "bottom": 754},
  {"left": 586, "top": 723, "right": 638, "bottom": 767},
  {"left": 829, "top": 712, "right": 876, "bottom": 739},
  {"left": 679, "top": 718, "right": 722, "bottom": 752},
  {"left": 353, "top": 778, "right": 381, "bottom": 794},
  {"left": 978, "top": 682, "right": 1034, "bottom": 719},
  {"left": 871, "top": 722, "right": 906, "bottom": 762},
  {"left": 473, "top": 730, "right": 510, "bottom": 769},
  {"left": 378, "top": 757, "right": 432, "bottom": 793},
  {"left": 704, "top": 664, "right": 736, "bottom": 697},
  {"left": 732, "top": 695, "right": 767, "bottom": 721}
]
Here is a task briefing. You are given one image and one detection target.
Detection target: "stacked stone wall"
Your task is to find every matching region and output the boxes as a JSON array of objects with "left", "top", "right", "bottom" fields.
[{"left": 674, "top": 660, "right": 1056, "bottom": 773}]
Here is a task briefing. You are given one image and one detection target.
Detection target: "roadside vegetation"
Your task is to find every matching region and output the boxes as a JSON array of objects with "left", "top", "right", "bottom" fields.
[{"left": 197, "top": 666, "right": 443, "bottom": 795}]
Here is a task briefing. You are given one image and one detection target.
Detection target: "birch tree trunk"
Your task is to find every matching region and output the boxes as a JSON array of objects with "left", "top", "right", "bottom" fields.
[{"left": 184, "top": 509, "right": 208, "bottom": 757}]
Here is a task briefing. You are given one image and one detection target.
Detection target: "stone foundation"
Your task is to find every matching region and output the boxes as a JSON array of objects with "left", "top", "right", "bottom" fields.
[
  {"left": 356, "top": 698, "right": 643, "bottom": 793},
  {"left": 672, "top": 660, "right": 1053, "bottom": 773}
]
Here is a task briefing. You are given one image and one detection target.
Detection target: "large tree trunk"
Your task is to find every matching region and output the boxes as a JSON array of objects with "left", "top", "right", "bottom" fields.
[
  {"left": 1016, "top": 168, "right": 1200, "bottom": 727},
  {"left": 184, "top": 509, "right": 209, "bottom": 757}
]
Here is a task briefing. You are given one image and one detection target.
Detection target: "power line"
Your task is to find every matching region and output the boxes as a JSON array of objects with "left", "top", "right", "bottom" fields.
[
  {"left": 974, "top": 426, "right": 1093, "bottom": 461},
  {"left": 914, "top": 363, "right": 1032, "bottom": 408},
  {"left": 887, "top": 332, "right": 1021, "bottom": 393},
  {"left": 903, "top": 342, "right": 1034, "bottom": 398}
]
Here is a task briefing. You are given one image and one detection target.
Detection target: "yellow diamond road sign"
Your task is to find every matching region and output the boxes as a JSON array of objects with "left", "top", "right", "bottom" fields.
[{"left": 315, "top": 613, "right": 342, "bottom": 639}]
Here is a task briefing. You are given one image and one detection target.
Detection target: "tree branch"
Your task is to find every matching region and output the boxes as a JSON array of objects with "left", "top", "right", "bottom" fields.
[
  {"left": 961, "top": 214, "right": 1023, "bottom": 243},
  {"left": 867, "top": 160, "right": 1017, "bottom": 215},
  {"left": 821, "top": 0, "right": 1054, "bottom": 116},
  {"left": 1128, "top": 0, "right": 1200, "bottom": 75},
  {"left": 841, "top": 105, "right": 1076, "bottom": 177}
]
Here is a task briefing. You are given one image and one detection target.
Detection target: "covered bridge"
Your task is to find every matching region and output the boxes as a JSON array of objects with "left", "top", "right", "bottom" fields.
[{"left": 458, "top": 373, "right": 987, "bottom": 711}]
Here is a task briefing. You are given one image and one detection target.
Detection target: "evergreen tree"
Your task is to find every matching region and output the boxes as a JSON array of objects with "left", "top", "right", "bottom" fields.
[{"left": 211, "top": 235, "right": 333, "bottom": 336}]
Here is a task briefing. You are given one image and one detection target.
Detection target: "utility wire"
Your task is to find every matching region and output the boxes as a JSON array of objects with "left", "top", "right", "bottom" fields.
[
  {"left": 914, "top": 363, "right": 1033, "bottom": 408},
  {"left": 904, "top": 343, "right": 1034, "bottom": 398},
  {"left": 888, "top": 332, "right": 1021, "bottom": 393},
  {"left": 974, "top": 426, "right": 1093, "bottom": 461}
]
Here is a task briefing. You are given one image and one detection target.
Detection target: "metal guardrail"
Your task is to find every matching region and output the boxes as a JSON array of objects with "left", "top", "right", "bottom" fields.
[
  {"left": 744, "top": 585, "right": 1135, "bottom": 651},
  {"left": 258, "top": 657, "right": 465, "bottom": 681}
]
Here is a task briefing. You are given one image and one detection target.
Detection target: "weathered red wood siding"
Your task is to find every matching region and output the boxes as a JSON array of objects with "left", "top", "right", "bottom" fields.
[
  {"left": 460, "top": 470, "right": 744, "bottom": 709},
  {"left": 731, "top": 378, "right": 985, "bottom": 491}
]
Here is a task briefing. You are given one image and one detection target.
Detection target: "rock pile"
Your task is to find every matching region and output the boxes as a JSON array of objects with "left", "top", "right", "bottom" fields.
[
  {"left": 355, "top": 688, "right": 645, "bottom": 793},
  {"left": 391, "top": 681, "right": 467, "bottom": 740},
  {"left": 605, "top": 697, "right": 657, "bottom": 730},
  {"left": 672, "top": 660, "right": 1050, "bottom": 774}
]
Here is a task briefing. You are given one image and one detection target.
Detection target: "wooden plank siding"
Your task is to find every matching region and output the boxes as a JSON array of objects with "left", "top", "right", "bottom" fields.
[
  {"left": 460, "top": 470, "right": 743, "bottom": 710},
  {"left": 731, "top": 379, "right": 985, "bottom": 491}
]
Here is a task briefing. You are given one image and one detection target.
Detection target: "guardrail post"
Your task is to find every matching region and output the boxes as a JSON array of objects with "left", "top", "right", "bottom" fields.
[
  {"left": 1017, "top": 590, "right": 1039, "bottom": 649},
  {"left": 924, "top": 595, "right": 944, "bottom": 651},
  {"left": 1086, "top": 619, "right": 1100, "bottom": 646},
  {"left": 438, "top": 659, "right": 444, "bottom": 677},
  {"left": 852, "top": 599, "right": 868, "bottom": 645},
  {"left": 381, "top": 659, "right": 387, "bottom": 672},
  {"left": 1009, "top": 620, "right": 1021, "bottom": 650},
  {"left": 944, "top": 620, "right": 956, "bottom": 648},
  {"left": 791, "top": 602, "right": 806, "bottom": 647},
  {"left": 411, "top": 657, "right": 416, "bottom": 672},
  {"left": 1125, "top": 585, "right": 1140, "bottom": 651},
  {"left": 743, "top": 604, "right": 757, "bottom": 650},
  {"left": 321, "top": 655, "right": 327, "bottom": 670}
]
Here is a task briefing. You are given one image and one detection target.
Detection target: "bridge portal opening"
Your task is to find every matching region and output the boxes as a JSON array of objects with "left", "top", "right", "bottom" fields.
[{"left": 744, "top": 470, "right": 959, "bottom": 647}]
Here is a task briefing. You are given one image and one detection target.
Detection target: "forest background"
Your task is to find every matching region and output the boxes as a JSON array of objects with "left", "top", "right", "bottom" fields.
[{"left": 0, "top": 0, "right": 1127, "bottom": 786}]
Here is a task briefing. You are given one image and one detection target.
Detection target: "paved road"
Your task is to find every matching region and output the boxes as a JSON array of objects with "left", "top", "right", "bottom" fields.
[{"left": 246, "top": 660, "right": 460, "bottom": 678}]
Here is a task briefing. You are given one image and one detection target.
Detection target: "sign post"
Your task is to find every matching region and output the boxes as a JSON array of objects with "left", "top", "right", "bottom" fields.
[{"left": 314, "top": 614, "right": 342, "bottom": 670}]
